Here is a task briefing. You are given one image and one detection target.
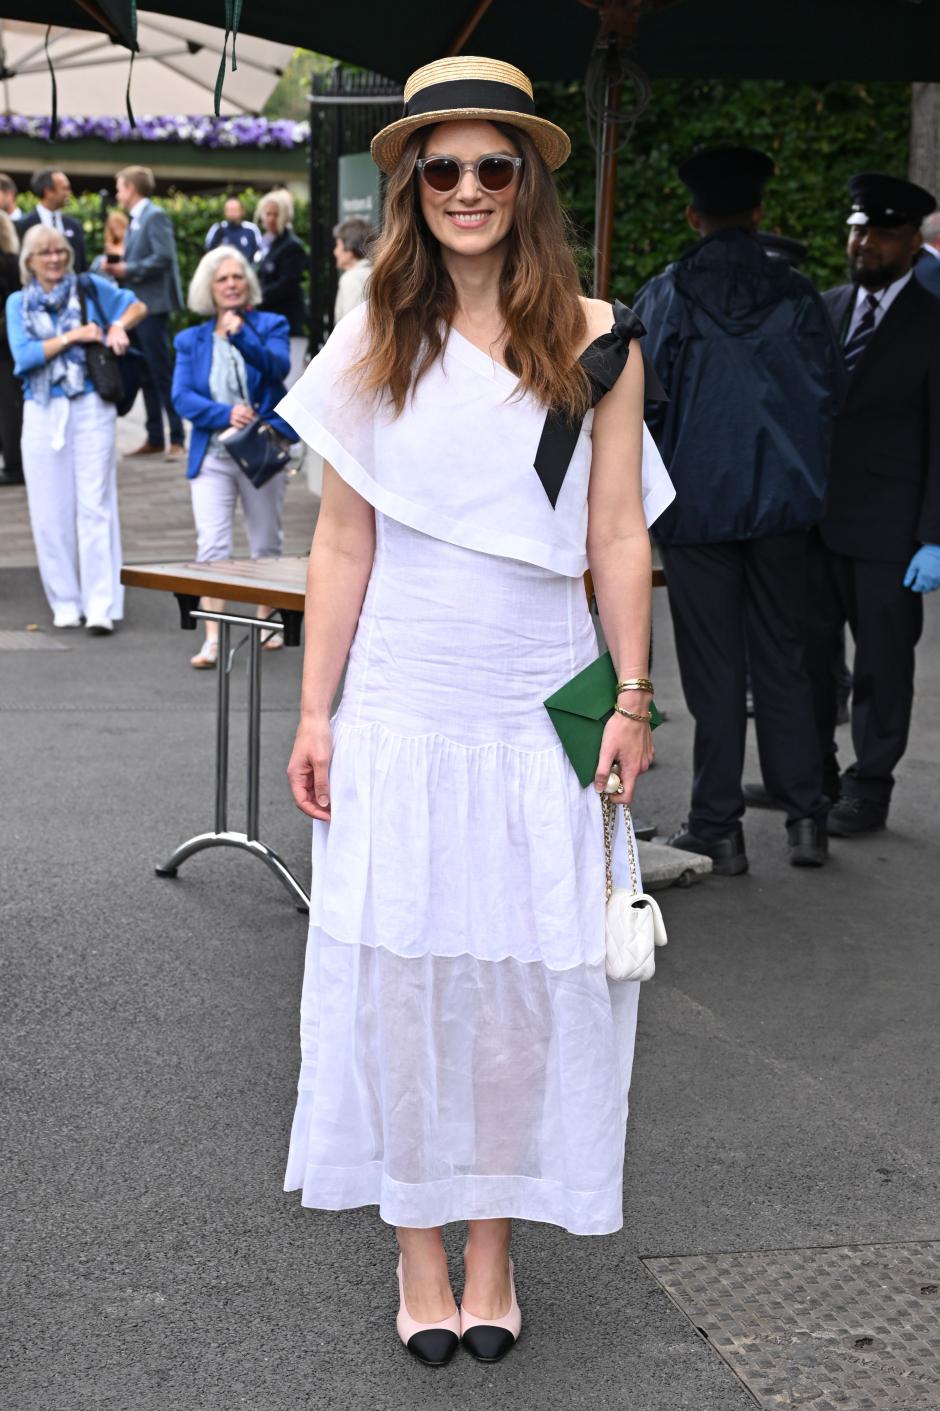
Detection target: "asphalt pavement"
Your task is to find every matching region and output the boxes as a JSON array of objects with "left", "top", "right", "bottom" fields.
[{"left": 2, "top": 478, "right": 939, "bottom": 1411}]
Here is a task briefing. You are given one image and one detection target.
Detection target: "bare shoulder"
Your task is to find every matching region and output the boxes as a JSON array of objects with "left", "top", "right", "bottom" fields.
[{"left": 578, "top": 295, "right": 616, "bottom": 347}]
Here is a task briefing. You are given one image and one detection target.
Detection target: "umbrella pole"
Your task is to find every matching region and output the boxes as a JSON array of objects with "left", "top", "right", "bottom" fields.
[
  {"left": 447, "top": 0, "right": 496, "bottom": 55},
  {"left": 593, "top": 38, "right": 622, "bottom": 300}
]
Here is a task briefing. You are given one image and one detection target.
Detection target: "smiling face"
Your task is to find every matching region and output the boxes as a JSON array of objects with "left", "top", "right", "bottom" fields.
[
  {"left": 417, "top": 120, "right": 521, "bottom": 260},
  {"left": 211, "top": 256, "right": 249, "bottom": 310},
  {"left": 29, "top": 232, "right": 71, "bottom": 289}
]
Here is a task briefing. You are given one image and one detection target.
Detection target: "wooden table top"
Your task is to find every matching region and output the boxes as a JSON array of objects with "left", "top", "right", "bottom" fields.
[
  {"left": 121, "top": 557, "right": 309, "bottom": 612},
  {"left": 121, "top": 558, "right": 666, "bottom": 613}
]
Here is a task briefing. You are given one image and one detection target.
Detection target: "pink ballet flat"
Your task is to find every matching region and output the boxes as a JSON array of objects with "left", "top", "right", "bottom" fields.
[
  {"left": 396, "top": 1255, "right": 460, "bottom": 1367},
  {"left": 459, "top": 1258, "right": 522, "bottom": 1362}
]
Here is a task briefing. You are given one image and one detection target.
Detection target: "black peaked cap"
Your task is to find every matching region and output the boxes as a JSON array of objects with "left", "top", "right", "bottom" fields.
[
  {"left": 677, "top": 146, "right": 775, "bottom": 217},
  {"left": 847, "top": 172, "right": 936, "bottom": 228}
]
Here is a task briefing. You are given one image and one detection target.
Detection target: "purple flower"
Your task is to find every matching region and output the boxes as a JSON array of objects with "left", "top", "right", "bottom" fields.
[{"left": 2, "top": 113, "right": 310, "bottom": 149}]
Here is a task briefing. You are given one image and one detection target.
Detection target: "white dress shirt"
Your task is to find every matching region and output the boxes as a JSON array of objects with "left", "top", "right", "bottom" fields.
[
  {"left": 36, "top": 204, "right": 64, "bottom": 234},
  {"left": 127, "top": 196, "right": 152, "bottom": 231},
  {"left": 845, "top": 270, "right": 913, "bottom": 340}
]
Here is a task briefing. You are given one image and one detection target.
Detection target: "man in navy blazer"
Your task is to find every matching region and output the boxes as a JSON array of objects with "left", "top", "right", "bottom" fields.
[
  {"left": 807, "top": 174, "right": 940, "bottom": 837},
  {"left": 915, "top": 211, "right": 940, "bottom": 300},
  {"left": 18, "top": 168, "right": 86, "bottom": 272},
  {"left": 111, "top": 164, "right": 185, "bottom": 459}
]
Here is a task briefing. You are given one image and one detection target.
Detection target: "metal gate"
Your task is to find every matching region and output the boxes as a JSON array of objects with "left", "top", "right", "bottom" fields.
[{"left": 308, "top": 65, "right": 402, "bottom": 352}]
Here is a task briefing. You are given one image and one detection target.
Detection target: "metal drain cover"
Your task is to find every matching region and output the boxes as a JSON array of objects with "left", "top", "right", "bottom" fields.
[
  {"left": 0, "top": 630, "right": 69, "bottom": 650},
  {"left": 643, "top": 1241, "right": 940, "bottom": 1410}
]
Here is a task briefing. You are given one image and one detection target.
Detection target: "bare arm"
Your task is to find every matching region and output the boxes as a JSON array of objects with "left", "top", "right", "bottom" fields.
[
  {"left": 286, "top": 463, "right": 376, "bottom": 820},
  {"left": 586, "top": 329, "right": 654, "bottom": 805}
]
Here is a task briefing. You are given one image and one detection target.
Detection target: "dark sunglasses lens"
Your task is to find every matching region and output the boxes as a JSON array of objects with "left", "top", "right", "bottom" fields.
[
  {"left": 422, "top": 158, "right": 460, "bottom": 192},
  {"left": 478, "top": 157, "right": 516, "bottom": 191}
]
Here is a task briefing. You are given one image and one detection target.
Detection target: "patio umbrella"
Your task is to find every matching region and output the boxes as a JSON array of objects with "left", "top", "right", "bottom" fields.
[
  {"left": 16, "top": 0, "right": 940, "bottom": 83},
  {"left": 0, "top": 14, "right": 294, "bottom": 117},
  {"left": 14, "top": 0, "right": 940, "bottom": 292}
]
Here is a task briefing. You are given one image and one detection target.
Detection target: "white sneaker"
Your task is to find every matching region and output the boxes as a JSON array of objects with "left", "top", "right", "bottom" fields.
[
  {"left": 53, "top": 610, "right": 83, "bottom": 628},
  {"left": 86, "top": 618, "right": 114, "bottom": 636}
]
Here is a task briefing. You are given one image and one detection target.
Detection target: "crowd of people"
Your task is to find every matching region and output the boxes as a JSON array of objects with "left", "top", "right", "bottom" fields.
[{"left": 0, "top": 163, "right": 362, "bottom": 652}]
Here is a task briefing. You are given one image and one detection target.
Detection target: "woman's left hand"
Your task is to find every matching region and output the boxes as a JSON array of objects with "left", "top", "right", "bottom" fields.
[
  {"left": 593, "top": 715, "right": 654, "bottom": 805},
  {"left": 106, "top": 323, "right": 130, "bottom": 356},
  {"left": 218, "top": 310, "right": 244, "bottom": 338}
]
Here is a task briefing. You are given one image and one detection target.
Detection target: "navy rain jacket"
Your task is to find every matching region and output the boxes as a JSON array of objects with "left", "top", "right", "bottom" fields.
[{"left": 633, "top": 229, "right": 844, "bottom": 545}]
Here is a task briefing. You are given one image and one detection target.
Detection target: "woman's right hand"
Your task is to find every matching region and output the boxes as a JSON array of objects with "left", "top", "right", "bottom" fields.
[
  {"left": 73, "top": 322, "right": 103, "bottom": 345},
  {"left": 287, "top": 716, "right": 333, "bottom": 820},
  {"left": 229, "top": 402, "right": 255, "bottom": 429}
]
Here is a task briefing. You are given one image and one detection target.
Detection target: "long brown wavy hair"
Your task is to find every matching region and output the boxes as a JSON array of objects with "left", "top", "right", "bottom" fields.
[{"left": 355, "top": 122, "right": 591, "bottom": 420}]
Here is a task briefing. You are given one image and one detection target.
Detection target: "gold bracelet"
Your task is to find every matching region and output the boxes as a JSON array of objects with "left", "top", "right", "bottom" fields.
[
  {"left": 614, "top": 704, "right": 652, "bottom": 723},
  {"left": 616, "top": 677, "right": 654, "bottom": 695}
]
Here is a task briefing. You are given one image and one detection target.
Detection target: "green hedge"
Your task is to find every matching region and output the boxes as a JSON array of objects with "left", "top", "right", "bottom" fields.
[
  {"left": 536, "top": 77, "right": 912, "bottom": 297},
  {"left": 19, "top": 188, "right": 310, "bottom": 332}
]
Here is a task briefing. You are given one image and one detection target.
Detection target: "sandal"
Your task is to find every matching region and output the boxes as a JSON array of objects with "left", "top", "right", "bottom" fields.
[
  {"left": 259, "top": 616, "right": 284, "bottom": 651},
  {"left": 190, "top": 639, "right": 219, "bottom": 670}
]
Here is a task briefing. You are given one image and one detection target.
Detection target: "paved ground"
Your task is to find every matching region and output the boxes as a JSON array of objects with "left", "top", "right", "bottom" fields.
[{"left": 2, "top": 434, "right": 939, "bottom": 1411}]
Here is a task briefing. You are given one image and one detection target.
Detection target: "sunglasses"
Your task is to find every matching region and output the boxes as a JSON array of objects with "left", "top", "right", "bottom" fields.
[{"left": 415, "top": 154, "right": 524, "bottom": 194}]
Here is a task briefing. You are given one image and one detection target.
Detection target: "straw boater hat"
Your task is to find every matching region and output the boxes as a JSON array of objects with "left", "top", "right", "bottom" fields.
[{"left": 370, "top": 56, "right": 571, "bottom": 174}]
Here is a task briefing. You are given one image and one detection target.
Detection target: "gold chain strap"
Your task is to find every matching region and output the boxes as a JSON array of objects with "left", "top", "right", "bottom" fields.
[{"left": 601, "top": 793, "right": 639, "bottom": 903}]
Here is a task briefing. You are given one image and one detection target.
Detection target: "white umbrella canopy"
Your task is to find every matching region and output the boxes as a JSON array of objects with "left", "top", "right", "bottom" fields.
[{"left": 0, "top": 13, "right": 294, "bottom": 116}]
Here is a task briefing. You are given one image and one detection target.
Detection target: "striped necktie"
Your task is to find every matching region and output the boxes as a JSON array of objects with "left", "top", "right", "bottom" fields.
[{"left": 843, "top": 292, "right": 880, "bottom": 374}]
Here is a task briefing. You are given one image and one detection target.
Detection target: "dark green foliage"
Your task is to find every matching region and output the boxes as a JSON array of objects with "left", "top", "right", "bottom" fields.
[{"left": 536, "top": 78, "right": 911, "bottom": 297}]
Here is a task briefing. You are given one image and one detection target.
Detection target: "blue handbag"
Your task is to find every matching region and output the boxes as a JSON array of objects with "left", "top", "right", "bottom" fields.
[{"left": 219, "top": 327, "right": 292, "bottom": 488}]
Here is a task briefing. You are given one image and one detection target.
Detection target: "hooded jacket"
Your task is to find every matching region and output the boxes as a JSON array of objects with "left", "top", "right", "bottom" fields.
[{"left": 633, "top": 229, "right": 844, "bottom": 545}]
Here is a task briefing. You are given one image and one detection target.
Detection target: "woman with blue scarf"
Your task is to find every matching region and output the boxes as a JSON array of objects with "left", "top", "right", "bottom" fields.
[{"left": 6, "top": 225, "right": 147, "bottom": 633}]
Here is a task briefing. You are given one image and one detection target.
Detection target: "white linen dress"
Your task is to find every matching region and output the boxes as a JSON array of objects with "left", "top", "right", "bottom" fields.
[{"left": 277, "top": 304, "right": 674, "bottom": 1235}]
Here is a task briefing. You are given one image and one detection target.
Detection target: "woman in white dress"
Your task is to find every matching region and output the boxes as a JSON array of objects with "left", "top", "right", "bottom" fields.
[{"left": 279, "top": 56, "right": 674, "bottom": 1368}]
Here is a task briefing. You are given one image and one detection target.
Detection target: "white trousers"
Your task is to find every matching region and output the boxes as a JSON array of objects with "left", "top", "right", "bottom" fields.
[
  {"left": 190, "top": 451, "right": 286, "bottom": 562},
  {"left": 21, "top": 393, "right": 124, "bottom": 623}
]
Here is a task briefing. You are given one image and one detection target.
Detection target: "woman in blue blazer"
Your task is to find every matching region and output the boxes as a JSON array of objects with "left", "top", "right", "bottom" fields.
[{"left": 172, "top": 246, "right": 295, "bottom": 668}]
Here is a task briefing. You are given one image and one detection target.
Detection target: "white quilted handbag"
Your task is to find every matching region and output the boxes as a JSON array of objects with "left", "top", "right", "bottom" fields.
[{"left": 601, "top": 793, "right": 668, "bottom": 981}]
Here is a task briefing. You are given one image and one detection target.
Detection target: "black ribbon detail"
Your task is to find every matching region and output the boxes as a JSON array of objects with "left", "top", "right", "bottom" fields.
[
  {"left": 405, "top": 79, "right": 535, "bottom": 119},
  {"left": 533, "top": 300, "right": 663, "bottom": 509}
]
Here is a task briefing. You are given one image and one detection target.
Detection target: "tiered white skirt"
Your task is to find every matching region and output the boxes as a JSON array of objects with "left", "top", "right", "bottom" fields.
[{"left": 284, "top": 514, "right": 641, "bottom": 1235}]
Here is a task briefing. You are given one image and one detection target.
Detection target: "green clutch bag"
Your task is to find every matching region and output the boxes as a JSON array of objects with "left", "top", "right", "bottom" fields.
[{"left": 544, "top": 651, "right": 662, "bottom": 788}]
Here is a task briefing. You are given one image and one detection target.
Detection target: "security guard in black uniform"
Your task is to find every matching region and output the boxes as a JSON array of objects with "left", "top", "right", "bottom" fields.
[
  {"left": 806, "top": 173, "right": 940, "bottom": 836},
  {"left": 633, "top": 147, "right": 843, "bottom": 874}
]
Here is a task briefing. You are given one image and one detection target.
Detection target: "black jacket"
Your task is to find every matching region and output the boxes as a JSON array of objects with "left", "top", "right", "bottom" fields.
[
  {"left": 257, "top": 230, "right": 306, "bottom": 336},
  {"left": 633, "top": 229, "right": 843, "bottom": 545},
  {"left": 18, "top": 209, "right": 87, "bottom": 273},
  {"left": 821, "top": 277, "right": 940, "bottom": 560},
  {"left": 0, "top": 251, "right": 20, "bottom": 362}
]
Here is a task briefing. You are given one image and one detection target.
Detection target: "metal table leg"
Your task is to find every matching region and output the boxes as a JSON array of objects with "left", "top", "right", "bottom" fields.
[{"left": 155, "top": 609, "right": 310, "bottom": 912}]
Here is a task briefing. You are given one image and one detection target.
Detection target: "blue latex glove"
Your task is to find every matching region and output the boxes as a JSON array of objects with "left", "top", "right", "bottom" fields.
[{"left": 903, "top": 544, "right": 940, "bottom": 593}]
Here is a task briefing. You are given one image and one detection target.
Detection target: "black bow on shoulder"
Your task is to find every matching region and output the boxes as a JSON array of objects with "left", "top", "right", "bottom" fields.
[{"left": 533, "top": 300, "right": 664, "bottom": 509}]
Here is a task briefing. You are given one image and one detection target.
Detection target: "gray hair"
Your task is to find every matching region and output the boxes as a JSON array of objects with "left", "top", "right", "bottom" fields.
[
  {"left": 254, "top": 189, "right": 293, "bottom": 234},
  {"left": 332, "top": 216, "right": 373, "bottom": 259},
  {"left": 921, "top": 211, "right": 940, "bottom": 246},
  {"left": 18, "top": 222, "right": 73, "bottom": 284},
  {"left": 187, "top": 245, "right": 262, "bottom": 317},
  {"left": 0, "top": 209, "right": 18, "bottom": 256}
]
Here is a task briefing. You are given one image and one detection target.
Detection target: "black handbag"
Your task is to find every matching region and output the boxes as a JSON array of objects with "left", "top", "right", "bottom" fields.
[
  {"left": 219, "top": 333, "right": 291, "bottom": 488},
  {"left": 77, "top": 275, "right": 140, "bottom": 415}
]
